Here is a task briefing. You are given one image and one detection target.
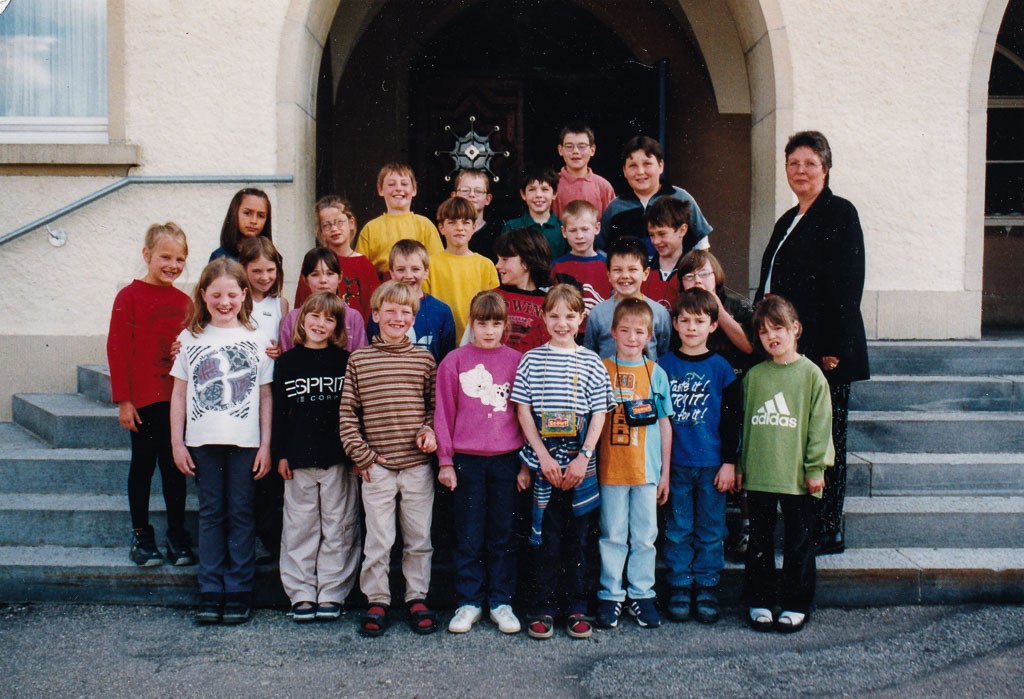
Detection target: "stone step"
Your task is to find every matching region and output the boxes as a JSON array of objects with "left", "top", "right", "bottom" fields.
[
  {"left": 848, "top": 411, "right": 1024, "bottom": 453},
  {"left": 844, "top": 496, "right": 1023, "bottom": 549},
  {"left": 0, "top": 546, "right": 286, "bottom": 607},
  {"left": 867, "top": 338, "right": 1024, "bottom": 376},
  {"left": 0, "top": 494, "right": 198, "bottom": 547},
  {"left": 851, "top": 452, "right": 1024, "bottom": 496},
  {"left": 0, "top": 545, "right": 1019, "bottom": 607},
  {"left": 77, "top": 364, "right": 112, "bottom": 404},
  {"left": 849, "top": 375, "right": 1022, "bottom": 412},
  {"left": 0, "top": 422, "right": 196, "bottom": 496},
  {"left": 12, "top": 393, "right": 126, "bottom": 449}
]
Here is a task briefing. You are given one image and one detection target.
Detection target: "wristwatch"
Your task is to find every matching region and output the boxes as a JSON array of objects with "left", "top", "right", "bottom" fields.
[{"left": 580, "top": 447, "right": 595, "bottom": 459}]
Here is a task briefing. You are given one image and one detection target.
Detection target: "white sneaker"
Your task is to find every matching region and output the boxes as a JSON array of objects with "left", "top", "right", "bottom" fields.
[
  {"left": 489, "top": 604, "right": 521, "bottom": 634},
  {"left": 448, "top": 605, "right": 482, "bottom": 633}
]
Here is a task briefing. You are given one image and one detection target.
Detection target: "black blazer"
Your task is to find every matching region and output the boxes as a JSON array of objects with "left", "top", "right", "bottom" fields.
[{"left": 755, "top": 187, "right": 870, "bottom": 383}]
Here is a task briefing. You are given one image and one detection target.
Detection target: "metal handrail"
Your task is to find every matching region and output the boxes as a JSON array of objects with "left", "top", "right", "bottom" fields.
[{"left": 0, "top": 174, "right": 294, "bottom": 247}]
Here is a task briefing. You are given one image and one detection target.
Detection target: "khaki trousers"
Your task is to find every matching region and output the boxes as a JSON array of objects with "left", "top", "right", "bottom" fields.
[
  {"left": 359, "top": 463, "right": 434, "bottom": 605},
  {"left": 279, "top": 465, "right": 361, "bottom": 605}
]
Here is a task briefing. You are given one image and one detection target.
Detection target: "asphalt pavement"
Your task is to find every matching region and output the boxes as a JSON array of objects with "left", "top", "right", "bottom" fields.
[{"left": 2, "top": 602, "right": 1022, "bottom": 697}]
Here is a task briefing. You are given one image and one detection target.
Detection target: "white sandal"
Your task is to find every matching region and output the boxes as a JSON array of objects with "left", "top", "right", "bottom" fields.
[
  {"left": 776, "top": 610, "right": 806, "bottom": 633},
  {"left": 748, "top": 607, "right": 773, "bottom": 631}
]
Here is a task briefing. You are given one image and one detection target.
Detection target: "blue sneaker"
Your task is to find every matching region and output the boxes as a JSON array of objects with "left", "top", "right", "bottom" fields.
[
  {"left": 628, "top": 597, "right": 661, "bottom": 628},
  {"left": 594, "top": 599, "right": 622, "bottom": 628}
]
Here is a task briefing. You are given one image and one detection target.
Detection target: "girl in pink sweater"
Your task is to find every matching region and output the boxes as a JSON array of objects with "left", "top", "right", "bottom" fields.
[{"left": 435, "top": 290, "right": 529, "bottom": 635}]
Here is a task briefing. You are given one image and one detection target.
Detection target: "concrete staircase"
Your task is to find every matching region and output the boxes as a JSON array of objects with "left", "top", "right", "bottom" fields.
[
  {"left": 836, "top": 339, "right": 1024, "bottom": 604},
  {"left": 0, "top": 365, "right": 280, "bottom": 606},
  {"left": 0, "top": 342, "right": 1022, "bottom": 608}
]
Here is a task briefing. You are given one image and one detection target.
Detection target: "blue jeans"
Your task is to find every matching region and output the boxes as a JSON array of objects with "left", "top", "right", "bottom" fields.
[
  {"left": 664, "top": 465, "right": 726, "bottom": 588},
  {"left": 451, "top": 451, "right": 520, "bottom": 607},
  {"left": 191, "top": 445, "right": 257, "bottom": 595},
  {"left": 598, "top": 483, "right": 657, "bottom": 601}
]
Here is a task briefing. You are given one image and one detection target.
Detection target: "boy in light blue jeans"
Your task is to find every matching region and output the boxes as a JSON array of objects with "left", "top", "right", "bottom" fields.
[{"left": 594, "top": 299, "right": 673, "bottom": 629}]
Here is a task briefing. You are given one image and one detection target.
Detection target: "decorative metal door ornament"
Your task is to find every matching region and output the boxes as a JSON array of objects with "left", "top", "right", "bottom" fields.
[{"left": 434, "top": 115, "right": 510, "bottom": 182}]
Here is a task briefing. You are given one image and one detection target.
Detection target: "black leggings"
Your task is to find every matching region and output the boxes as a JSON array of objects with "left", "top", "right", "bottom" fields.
[
  {"left": 127, "top": 402, "right": 187, "bottom": 536},
  {"left": 817, "top": 380, "right": 850, "bottom": 538},
  {"left": 745, "top": 491, "right": 817, "bottom": 613}
]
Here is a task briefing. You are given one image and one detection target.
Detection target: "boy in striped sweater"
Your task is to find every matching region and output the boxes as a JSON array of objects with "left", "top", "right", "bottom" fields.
[{"left": 339, "top": 281, "right": 439, "bottom": 637}]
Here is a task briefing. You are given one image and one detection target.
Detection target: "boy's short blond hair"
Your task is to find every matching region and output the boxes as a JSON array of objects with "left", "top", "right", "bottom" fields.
[
  {"left": 376, "top": 162, "right": 417, "bottom": 190},
  {"left": 612, "top": 297, "right": 654, "bottom": 333},
  {"left": 561, "top": 200, "right": 599, "bottom": 226},
  {"left": 371, "top": 279, "right": 421, "bottom": 314},
  {"left": 454, "top": 168, "right": 491, "bottom": 192},
  {"left": 388, "top": 238, "right": 430, "bottom": 270}
]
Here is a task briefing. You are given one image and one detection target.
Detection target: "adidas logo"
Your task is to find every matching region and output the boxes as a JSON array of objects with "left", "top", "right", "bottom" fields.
[{"left": 751, "top": 392, "right": 798, "bottom": 428}]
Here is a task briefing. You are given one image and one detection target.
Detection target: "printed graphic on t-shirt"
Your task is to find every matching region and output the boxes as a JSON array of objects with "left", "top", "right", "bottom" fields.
[
  {"left": 669, "top": 371, "right": 711, "bottom": 424},
  {"left": 751, "top": 391, "right": 797, "bottom": 428},
  {"left": 340, "top": 276, "right": 361, "bottom": 307},
  {"left": 459, "top": 363, "right": 510, "bottom": 412},
  {"left": 554, "top": 272, "right": 605, "bottom": 315},
  {"left": 411, "top": 329, "right": 435, "bottom": 351},
  {"left": 187, "top": 340, "right": 261, "bottom": 420},
  {"left": 283, "top": 375, "right": 345, "bottom": 403}
]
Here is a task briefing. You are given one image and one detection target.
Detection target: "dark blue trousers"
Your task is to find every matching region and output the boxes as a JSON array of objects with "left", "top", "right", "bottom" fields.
[
  {"left": 529, "top": 487, "right": 592, "bottom": 618},
  {"left": 452, "top": 451, "right": 520, "bottom": 607},
  {"left": 191, "top": 445, "right": 257, "bottom": 595}
]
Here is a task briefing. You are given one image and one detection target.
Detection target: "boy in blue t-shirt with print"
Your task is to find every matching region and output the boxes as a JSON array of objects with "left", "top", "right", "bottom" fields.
[
  {"left": 366, "top": 239, "right": 456, "bottom": 362},
  {"left": 656, "top": 287, "right": 743, "bottom": 625}
]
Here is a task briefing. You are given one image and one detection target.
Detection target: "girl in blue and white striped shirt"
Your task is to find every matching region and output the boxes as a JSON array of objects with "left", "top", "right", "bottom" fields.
[{"left": 511, "top": 284, "right": 614, "bottom": 641}]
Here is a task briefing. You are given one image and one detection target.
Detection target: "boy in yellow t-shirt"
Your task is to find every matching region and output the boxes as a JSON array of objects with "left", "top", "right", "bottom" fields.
[
  {"left": 424, "top": 197, "right": 499, "bottom": 338},
  {"left": 355, "top": 163, "right": 444, "bottom": 275}
]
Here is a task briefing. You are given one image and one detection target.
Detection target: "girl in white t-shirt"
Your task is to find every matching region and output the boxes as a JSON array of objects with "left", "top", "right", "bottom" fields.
[
  {"left": 170, "top": 258, "right": 274, "bottom": 626},
  {"left": 239, "top": 237, "right": 288, "bottom": 360}
]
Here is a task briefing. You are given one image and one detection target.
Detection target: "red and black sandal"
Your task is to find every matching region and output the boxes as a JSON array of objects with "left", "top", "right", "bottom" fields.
[
  {"left": 359, "top": 604, "right": 390, "bottom": 637},
  {"left": 566, "top": 613, "right": 593, "bottom": 639},
  {"left": 406, "top": 599, "right": 437, "bottom": 635}
]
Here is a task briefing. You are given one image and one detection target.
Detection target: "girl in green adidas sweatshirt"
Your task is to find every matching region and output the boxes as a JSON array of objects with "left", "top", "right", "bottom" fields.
[{"left": 738, "top": 296, "right": 834, "bottom": 634}]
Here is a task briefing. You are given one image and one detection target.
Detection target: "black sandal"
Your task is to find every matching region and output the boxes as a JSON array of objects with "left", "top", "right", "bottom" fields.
[
  {"left": 407, "top": 599, "right": 437, "bottom": 635},
  {"left": 359, "top": 604, "right": 390, "bottom": 637}
]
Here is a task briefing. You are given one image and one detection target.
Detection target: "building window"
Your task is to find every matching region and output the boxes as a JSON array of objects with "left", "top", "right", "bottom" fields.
[
  {"left": 0, "top": 0, "right": 107, "bottom": 144},
  {"left": 986, "top": 45, "right": 1024, "bottom": 221}
]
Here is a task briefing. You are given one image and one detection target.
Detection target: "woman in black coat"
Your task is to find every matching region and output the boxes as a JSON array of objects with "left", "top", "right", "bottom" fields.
[{"left": 755, "top": 130, "right": 870, "bottom": 555}]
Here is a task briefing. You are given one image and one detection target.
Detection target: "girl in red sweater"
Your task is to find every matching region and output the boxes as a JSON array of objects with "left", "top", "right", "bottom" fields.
[{"left": 106, "top": 222, "right": 195, "bottom": 567}]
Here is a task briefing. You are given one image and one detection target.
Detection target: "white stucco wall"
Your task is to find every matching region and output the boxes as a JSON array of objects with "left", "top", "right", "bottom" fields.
[
  {"left": 778, "top": 0, "right": 994, "bottom": 337},
  {"left": 0, "top": 1, "right": 311, "bottom": 418}
]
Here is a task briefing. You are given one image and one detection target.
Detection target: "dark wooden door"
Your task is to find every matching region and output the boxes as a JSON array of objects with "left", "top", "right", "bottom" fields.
[{"left": 409, "top": 78, "right": 524, "bottom": 225}]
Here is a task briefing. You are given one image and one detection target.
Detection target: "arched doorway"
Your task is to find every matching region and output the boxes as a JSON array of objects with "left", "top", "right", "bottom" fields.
[
  {"left": 982, "top": 0, "right": 1024, "bottom": 327},
  {"left": 276, "top": 0, "right": 790, "bottom": 291}
]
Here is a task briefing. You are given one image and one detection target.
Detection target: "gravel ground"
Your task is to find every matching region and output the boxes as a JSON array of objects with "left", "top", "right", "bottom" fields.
[{"left": 2, "top": 602, "right": 1022, "bottom": 697}]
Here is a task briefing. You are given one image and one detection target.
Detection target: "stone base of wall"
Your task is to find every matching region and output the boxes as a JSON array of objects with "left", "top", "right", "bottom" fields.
[
  {"left": 0, "top": 335, "right": 106, "bottom": 420},
  {"left": 863, "top": 290, "right": 982, "bottom": 340}
]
